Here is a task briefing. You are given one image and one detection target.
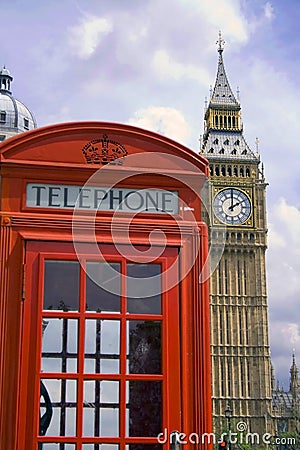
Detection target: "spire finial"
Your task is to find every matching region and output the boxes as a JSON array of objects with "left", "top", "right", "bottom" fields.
[{"left": 216, "top": 30, "right": 225, "bottom": 53}]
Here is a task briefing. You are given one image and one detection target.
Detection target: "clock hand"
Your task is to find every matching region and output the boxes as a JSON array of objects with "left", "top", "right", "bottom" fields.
[
  {"left": 229, "top": 201, "right": 240, "bottom": 211},
  {"left": 231, "top": 189, "right": 234, "bottom": 208}
]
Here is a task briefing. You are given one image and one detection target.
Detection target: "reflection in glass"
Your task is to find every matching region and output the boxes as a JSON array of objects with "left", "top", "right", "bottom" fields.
[
  {"left": 127, "top": 264, "right": 161, "bottom": 314},
  {"left": 42, "top": 319, "right": 78, "bottom": 373},
  {"left": 82, "top": 446, "right": 119, "bottom": 450},
  {"left": 126, "top": 381, "right": 162, "bottom": 437},
  {"left": 41, "top": 445, "right": 76, "bottom": 450},
  {"left": 127, "top": 321, "right": 161, "bottom": 374},
  {"left": 41, "top": 379, "right": 77, "bottom": 437},
  {"left": 86, "top": 262, "right": 120, "bottom": 312},
  {"left": 83, "top": 380, "right": 119, "bottom": 437},
  {"left": 126, "top": 446, "right": 162, "bottom": 450},
  {"left": 83, "top": 406, "right": 119, "bottom": 437},
  {"left": 84, "top": 320, "right": 120, "bottom": 374},
  {"left": 44, "top": 261, "right": 79, "bottom": 311}
]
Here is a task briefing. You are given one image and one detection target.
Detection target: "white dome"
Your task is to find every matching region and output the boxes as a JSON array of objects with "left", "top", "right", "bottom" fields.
[{"left": 0, "top": 66, "right": 37, "bottom": 142}]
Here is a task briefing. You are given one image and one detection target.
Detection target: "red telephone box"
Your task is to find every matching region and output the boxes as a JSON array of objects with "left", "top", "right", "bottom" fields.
[{"left": 0, "top": 122, "right": 212, "bottom": 450}]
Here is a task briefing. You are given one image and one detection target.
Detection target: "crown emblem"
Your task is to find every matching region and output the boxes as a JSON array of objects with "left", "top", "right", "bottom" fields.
[{"left": 82, "top": 134, "right": 128, "bottom": 165}]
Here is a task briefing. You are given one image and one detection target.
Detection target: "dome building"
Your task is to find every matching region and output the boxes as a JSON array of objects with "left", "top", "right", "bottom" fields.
[{"left": 0, "top": 66, "right": 36, "bottom": 141}]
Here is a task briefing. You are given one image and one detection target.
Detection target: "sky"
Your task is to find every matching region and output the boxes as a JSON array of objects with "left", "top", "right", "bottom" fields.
[{"left": 1, "top": 0, "right": 300, "bottom": 389}]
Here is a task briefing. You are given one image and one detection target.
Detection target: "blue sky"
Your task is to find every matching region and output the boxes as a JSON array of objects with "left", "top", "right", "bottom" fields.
[{"left": 1, "top": 0, "right": 300, "bottom": 389}]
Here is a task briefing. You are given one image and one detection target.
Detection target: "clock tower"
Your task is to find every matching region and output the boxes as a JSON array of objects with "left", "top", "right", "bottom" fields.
[{"left": 200, "top": 33, "right": 274, "bottom": 435}]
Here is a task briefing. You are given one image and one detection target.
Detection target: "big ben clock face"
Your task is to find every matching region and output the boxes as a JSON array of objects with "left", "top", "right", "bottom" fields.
[{"left": 213, "top": 188, "right": 251, "bottom": 225}]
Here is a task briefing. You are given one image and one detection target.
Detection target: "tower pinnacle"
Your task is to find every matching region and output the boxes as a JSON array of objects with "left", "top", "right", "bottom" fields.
[
  {"left": 216, "top": 30, "right": 225, "bottom": 53},
  {"left": 201, "top": 33, "right": 258, "bottom": 161}
]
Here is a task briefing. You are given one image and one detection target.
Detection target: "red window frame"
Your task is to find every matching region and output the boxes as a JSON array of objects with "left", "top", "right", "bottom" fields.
[{"left": 19, "top": 241, "right": 181, "bottom": 449}]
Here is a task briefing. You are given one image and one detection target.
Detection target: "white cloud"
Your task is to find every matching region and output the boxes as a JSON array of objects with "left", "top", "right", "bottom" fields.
[
  {"left": 284, "top": 323, "right": 300, "bottom": 347},
  {"left": 269, "top": 198, "right": 300, "bottom": 251},
  {"left": 178, "top": 0, "right": 248, "bottom": 44},
  {"left": 268, "top": 198, "right": 300, "bottom": 383},
  {"left": 68, "top": 15, "right": 113, "bottom": 59},
  {"left": 128, "top": 106, "right": 191, "bottom": 145},
  {"left": 152, "top": 49, "right": 210, "bottom": 84},
  {"left": 264, "top": 2, "right": 275, "bottom": 20},
  {"left": 268, "top": 198, "right": 300, "bottom": 300}
]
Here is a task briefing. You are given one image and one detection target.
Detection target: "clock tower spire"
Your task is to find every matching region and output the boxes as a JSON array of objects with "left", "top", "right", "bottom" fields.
[{"left": 201, "top": 33, "right": 274, "bottom": 436}]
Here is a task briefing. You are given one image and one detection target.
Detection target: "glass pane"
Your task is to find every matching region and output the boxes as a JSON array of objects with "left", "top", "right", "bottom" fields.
[
  {"left": 83, "top": 407, "right": 119, "bottom": 437},
  {"left": 83, "top": 381, "right": 119, "bottom": 437},
  {"left": 127, "top": 321, "right": 161, "bottom": 374},
  {"left": 126, "top": 381, "right": 162, "bottom": 437},
  {"left": 126, "top": 446, "right": 162, "bottom": 450},
  {"left": 86, "top": 262, "right": 120, "bottom": 312},
  {"left": 127, "top": 264, "right": 161, "bottom": 314},
  {"left": 84, "top": 320, "right": 120, "bottom": 374},
  {"left": 40, "top": 445, "right": 76, "bottom": 450},
  {"left": 42, "top": 319, "right": 78, "bottom": 373},
  {"left": 82, "top": 446, "right": 119, "bottom": 450},
  {"left": 40, "top": 379, "right": 77, "bottom": 437},
  {"left": 44, "top": 261, "right": 79, "bottom": 311}
]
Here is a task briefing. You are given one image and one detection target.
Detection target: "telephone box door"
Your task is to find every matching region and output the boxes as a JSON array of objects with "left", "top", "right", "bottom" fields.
[{"left": 20, "top": 241, "right": 181, "bottom": 450}]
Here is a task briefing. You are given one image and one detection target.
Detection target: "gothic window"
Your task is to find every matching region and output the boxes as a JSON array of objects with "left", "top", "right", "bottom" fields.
[
  {"left": 209, "top": 167, "right": 213, "bottom": 176},
  {"left": 247, "top": 360, "right": 251, "bottom": 396},
  {"left": 227, "top": 361, "right": 231, "bottom": 396},
  {"left": 240, "top": 359, "right": 245, "bottom": 396},
  {"left": 239, "top": 310, "right": 243, "bottom": 345},
  {"left": 215, "top": 166, "right": 220, "bottom": 176},
  {"left": 240, "top": 167, "right": 244, "bottom": 177},
  {"left": 237, "top": 233, "right": 241, "bottom": 241},
  {"left": 233, "top": 166, "right": 238, "bottom": 176},
  {"left": 213, "top": 138, "right": 219, "bottom": 145},
  {"left": 244, "top": 261, "right": 247, "bottom": 294},
  {"left": 250, "top": 233, "right": 254, "bottom": 242},
  {"left": 237, "top": 260, "right": 241, "bottom": 295},
  {"left": 221, "top": 166, "right": 226, "bottom": 176},
  {"left": 0, "top": 111, "right": 6, "bottom": 123},
  {"left": 245, "top": 311, "right": 249, "bottom": 345},
  {"left": 24, "top": 118, "right": 29, "bottom": 130},
  {"left": 228, "top": 166, "right": 232, "bottom": 176},
  {"left": 228, "top": 116, "right": 231, "bottom": 127},
  {"left": 234, "top": 139, "right": 240, "bottom": 145},
  {"left": 224, "top": 116, "right": 227, "bottom": 127},
  {"left": 242, "top": 149, "right": 247, "bottom": 155},
  {"left": 224, "top": 259, "right": 228, "bottom": 295},
  {"left": 226, "top": 311, "right": 230, "bottom": 345},
  {"left": 231, "top": 149, "right": 237, "bottom": 155},
  {"left": 220, "top": 116, "right": 223, "bottom": 127},
  {"left": 232, "top": 117, "right": 236, "bottom": 127},
  {"left": 219, "top": 309, "right": 223, "bottom": 345},
  {"left": 218, "top": 262, "right": 222, "bottom": 294},
  {"left": 208, "top": 147, "right": 214, "bottom": 153},
  {"left": 224, "top": 138, "right": 229, "bottom": 145},
  {"left": 246, "top": 167, "right": 250, "bottom": 177},
  {"left": 220, "top": 360, "right": 225, "bottom": 397},
  {"left": 219, "top": 148, "right": 225, "bottom": 154},
  {"left": 215, "top": 116, "right": 218, "bottom": 126}
]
